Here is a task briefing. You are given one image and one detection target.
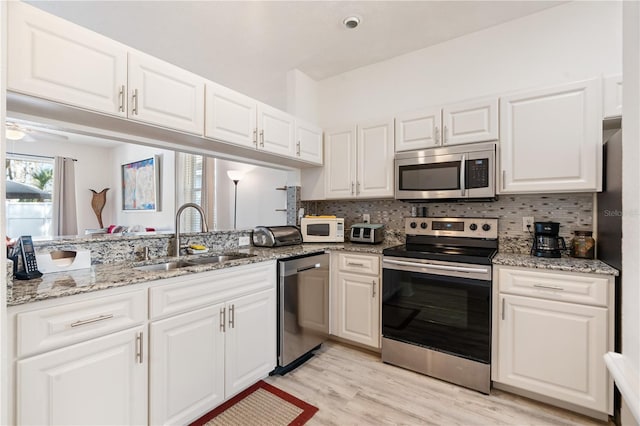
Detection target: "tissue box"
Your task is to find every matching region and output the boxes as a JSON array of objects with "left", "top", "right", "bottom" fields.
[{"left": 35, "top": 250, "right": 91, "bottom": 274}]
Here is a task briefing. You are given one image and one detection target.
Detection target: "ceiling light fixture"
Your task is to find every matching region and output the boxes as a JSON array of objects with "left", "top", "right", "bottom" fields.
[
  {"left": 343, "top": 16, "right": 360, "bottom": 29},
  {"left": 5, "top": 126, "right": 26, "bottom": 141}
]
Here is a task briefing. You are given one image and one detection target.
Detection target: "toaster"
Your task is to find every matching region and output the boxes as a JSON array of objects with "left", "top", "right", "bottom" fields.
[
  {"left": 252, "top": 226, "right": 303, "bottom": 247},
  {"left": 350, "top": 223, "right": 385, "bottom": 244}
]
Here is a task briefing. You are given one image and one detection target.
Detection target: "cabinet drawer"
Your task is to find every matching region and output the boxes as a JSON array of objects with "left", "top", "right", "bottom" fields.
[
  {"left": 16, "top": 289, "right": 147, "bottom": 358},
  {"left": 150, "top": 261, "right": 276, "bottom": 319},
  {"left": 497, "top": 266, "right": 610, "bottom": 306},
  {"left": 337, "top": 253, "right": 380, "bottom": 275}
]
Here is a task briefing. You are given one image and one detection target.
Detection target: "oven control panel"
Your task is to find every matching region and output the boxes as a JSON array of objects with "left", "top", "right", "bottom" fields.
[{"left": 405, "top": 217, "right": 498, "bottom": 239}]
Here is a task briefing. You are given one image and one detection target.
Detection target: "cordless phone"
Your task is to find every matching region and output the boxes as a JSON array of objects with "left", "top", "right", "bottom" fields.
[{"left": 15, "top": 236, "right": 42, "bottom": 280}]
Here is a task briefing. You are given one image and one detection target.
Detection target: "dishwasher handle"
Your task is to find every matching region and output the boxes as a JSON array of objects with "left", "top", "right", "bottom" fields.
[
  {"left": 279, "top": 253, "right": 329, "bottom": 277},
  {"left": 297, "top": 263, "right": 321, "bottom": 273}
]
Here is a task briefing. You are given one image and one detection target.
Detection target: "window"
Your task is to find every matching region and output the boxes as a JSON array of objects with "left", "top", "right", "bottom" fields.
[
  {"left": 176, "top": 152, "right": 209, "bottom": 232},
  {"left": 6, "top": 154, "right": 54, "bottom": 238}
]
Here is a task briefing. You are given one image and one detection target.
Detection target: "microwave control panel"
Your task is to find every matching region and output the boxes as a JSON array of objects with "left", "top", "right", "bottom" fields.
[{"left": 466, "top": 158, "right": 489, "bottom": 189}]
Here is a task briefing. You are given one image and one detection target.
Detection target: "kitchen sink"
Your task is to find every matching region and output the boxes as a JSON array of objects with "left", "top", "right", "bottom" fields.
[
  {"left": 133, "top": 261, "right": 192, "bottom": 272},
  {"left": 184, "top": 253, "right": 256, "bottom": 265},
  {"left": 133, "top": 253, "right": 256, "bottom": 272}
]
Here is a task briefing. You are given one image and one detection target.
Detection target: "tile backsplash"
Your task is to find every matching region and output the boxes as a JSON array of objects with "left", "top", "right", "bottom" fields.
[{"left": 302, "top": 193, "right": 594, "bottom": 254}]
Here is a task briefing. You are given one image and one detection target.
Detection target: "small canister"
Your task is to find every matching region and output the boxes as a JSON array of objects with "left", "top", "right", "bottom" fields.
[{"left": 571, "top": 230, "right": 595, "bottom": 259}]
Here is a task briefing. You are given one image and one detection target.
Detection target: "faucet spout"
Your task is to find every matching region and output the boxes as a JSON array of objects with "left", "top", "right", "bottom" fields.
[{"left": 175, "top": 203, "right": 209, "bottom": 257}]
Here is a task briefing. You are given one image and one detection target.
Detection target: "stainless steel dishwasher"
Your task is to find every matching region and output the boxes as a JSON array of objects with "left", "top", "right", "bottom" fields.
[{"left": 274, "top": 252, "right": 330, "bottom": 374}]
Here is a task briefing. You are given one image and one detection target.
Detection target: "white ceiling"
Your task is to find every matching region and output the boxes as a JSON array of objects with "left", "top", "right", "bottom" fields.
[{"left": 28, "top": 1, "right": 564, "bottom": 110}]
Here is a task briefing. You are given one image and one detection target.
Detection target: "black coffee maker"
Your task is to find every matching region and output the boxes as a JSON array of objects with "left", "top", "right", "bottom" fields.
[{"left": 531, "top": 221, "right": 566, "bottom": 258}]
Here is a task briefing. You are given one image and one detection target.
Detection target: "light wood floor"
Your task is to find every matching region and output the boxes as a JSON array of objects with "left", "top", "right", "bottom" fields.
[{"left": 266, "top": 341, "right": 607, "bottom": 426}]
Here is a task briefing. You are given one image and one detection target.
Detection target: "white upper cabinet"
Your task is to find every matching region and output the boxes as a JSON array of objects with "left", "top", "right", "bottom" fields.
[
  {"left": 257, "top": 103, "right": 296, "bottom": 157},
  {"left": 357, "top": 119, "right": 395, "bottom": 198},
  {"left": 394, "top": 97, "right": 498, "bottom": 152},
  {"left": 395, "top": 107, "right": 441, "bottom": 152},
  {"left": 205, "top": 82, "right": 257, "bottom": 148},
  {"left": 8, "top": 1, "right": 128, "bottom": 117},
  {"left": 499, "top": 78, "right": 602, "bottom": 193},
  {"left": 128, "top": 52, "right": 205, "bottom": 135},
  {"left": 324, "top": 119, "right": 394, "bottom": 200},
  {"left": 325, "top": 127, "right": 357, "bottom": 199},
  {"left": 442, "top": 97, "right": 499, "bottom": 146},
  {"left": 295, "top": 119, "right": 323, "bottom": 165},
  {"left": 603, "top": 74, "right": 622, "bottom": 118}
]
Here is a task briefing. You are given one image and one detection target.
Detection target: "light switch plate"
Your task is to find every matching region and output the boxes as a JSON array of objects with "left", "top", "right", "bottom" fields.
[
  {"left": 363, "top": 213, "right": 370, "bottom": 224},
  {"left": 522, "top": 216, "right": 534, "bottom": 232},
  {"left": 238, "top": 236, "right": 250, "bottom": 246}
]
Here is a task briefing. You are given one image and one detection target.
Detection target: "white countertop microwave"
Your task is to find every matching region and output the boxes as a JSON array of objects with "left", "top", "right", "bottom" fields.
[
  {"left": 300, "top": 217, "right": 345, "bottom": 243},
  {"left": 395, "top": 142, "right": 496, "bottom": 201}
]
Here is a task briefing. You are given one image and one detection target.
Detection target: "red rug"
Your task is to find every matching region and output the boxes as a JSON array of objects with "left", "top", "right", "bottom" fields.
[{"left": 190, "top": 380, "right": 318, "bottom": 426}]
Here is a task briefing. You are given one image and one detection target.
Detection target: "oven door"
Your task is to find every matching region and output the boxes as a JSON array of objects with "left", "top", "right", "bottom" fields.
[{"left": 382, "top": 257, "right": 491, "bottom": 363}]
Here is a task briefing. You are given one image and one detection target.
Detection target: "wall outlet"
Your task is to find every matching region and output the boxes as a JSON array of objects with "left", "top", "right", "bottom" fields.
[
  {"left": 363, "top": 213, "right": 370, "bottom": 224},
  {"left": 238, "top": 236, "right": 250, "bottom": 246},
  {"left": 522, "top": 216, "right": 535, "bottom": 232}
]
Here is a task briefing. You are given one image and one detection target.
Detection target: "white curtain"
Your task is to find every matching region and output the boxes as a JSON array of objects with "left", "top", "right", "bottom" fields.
[{"left": 52, "top": 156, "right": 78, "bottom": 236}]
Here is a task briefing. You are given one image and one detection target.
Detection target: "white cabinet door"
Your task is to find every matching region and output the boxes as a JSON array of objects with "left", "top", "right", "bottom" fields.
[
  {"left": 257, "top": 103, "right": 296, "bottom": 157},
  {"left": 224, "top": 289, "right": 276, "bottom": 398},
  {"left": 336, "top": 272, "right": 380, "bottom": 348},
  {"left": 603, "top": 74, "right": 622, "bottom": 118},
  {"left": 395, "top": 107, "right": 442, "bottom": 152},
  {"left": 128, "top": 52, "right": 205, "bottom": 135},
  {"left": 8, "top": 1, "right": 127, "bottom": 116},
  {"left": 205, "top": 82, "right": 257, "bottom": 148},
  {"left": 499, "top": 78, "right": 602, "bottom": 193},
  {"left": 442, "top": 97, "right": 498, "bottom": 146},
  {"left": 149, "top": 304, "right": 225, "bottom": 426},
  {"left": 325, "top": 126, "right": 357, "bottom": 199},
  {"left": 17, "top": 326, "right": 146, "bottom": 426},
  {"left": 295, "top": 119, "right": 323, "bottom": 164},
  {"left": 357, "top": 119, "right": 395, "bottom": 198},
  {"left": 497, "top": 294, "right": 609, "bottom": 413}
]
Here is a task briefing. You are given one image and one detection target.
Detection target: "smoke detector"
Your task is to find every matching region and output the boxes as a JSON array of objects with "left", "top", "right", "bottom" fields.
[{"left": 343, "top": 16, "right": 360, "bottom": 29}]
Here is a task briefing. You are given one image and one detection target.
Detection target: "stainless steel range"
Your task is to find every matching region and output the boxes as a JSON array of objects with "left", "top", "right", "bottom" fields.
[{"left": 381, "top": 217, "right": 498, "bottom": 394}]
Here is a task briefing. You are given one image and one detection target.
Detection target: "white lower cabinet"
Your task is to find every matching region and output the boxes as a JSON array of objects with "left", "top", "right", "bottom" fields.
[
  {"left": 493, "top": 265, "right": 614, "bottom": 416},
  {"left": 17, "top": 325, "right": 147, "bottom": 426},
  {"left": 149, "top": 261, "right": 277, "bottom": 425},
  {"left": 331, "top": 252, "right": 381, "bottom": 348}
]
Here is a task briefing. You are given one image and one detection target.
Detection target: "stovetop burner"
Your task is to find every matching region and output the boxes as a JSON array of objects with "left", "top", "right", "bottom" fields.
[{"left": 383, "top": 217, "right": 499, "bottom": 265}]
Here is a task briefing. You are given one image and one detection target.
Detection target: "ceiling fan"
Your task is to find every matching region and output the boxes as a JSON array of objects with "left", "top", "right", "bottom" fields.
[{"left": 5, "top": 122, "right": 69, "bottom": 143}]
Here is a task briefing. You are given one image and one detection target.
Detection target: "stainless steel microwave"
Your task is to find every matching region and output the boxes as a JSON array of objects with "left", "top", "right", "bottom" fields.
[{"left": 395, "top": 142, "right": 496, "bottom": 201}]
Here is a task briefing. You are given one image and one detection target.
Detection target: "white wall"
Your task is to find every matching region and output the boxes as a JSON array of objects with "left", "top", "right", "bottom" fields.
[
  {"left": 286, "top": 68, "right": 319, "bottom": 124},
  {"left": 112, "top": 144, "right": 175, "bottom": 231},
  {"left": 317, "top": 1, "right": 622, "bottom": 127},
  {"left": 5, "top": 138, "right": 114, "bottom": 234},
  {"left": 620, "top": 2, "right": 640, "bottom": 423},
  {"left": 214, "top": 158, "right": 288, "bottom": 230}
]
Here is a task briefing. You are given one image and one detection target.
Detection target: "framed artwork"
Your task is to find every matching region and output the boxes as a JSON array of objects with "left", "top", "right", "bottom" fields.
[{"left": 121, "top": 156, "right": 161, "bottom": 211}]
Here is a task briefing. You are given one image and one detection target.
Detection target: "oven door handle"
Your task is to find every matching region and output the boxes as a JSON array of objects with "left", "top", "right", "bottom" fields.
[
  {"left": 460, "top": 154, "right": 466, "bottom": 197},
  {"left": 383, "top": 258, "right": 489, "bottom": 274}
]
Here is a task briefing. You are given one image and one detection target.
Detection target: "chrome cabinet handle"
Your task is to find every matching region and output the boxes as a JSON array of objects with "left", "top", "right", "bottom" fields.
[
  {"left": 229, "top": 304, "right": 235, "bottom": 329},
  {"left": 533, "top": 284, "right": 565, "bottom": 291},
  {"left": 347, "top": 262, "right": 365, "bottom": 267},
  {"left": 501, "top": 298, "right": 505, "bottom": 320},
  {"left": 372, "top": 280, "right": 376, "bottom": 298},
  {"left": 70, "top": 314, "right": 114, "bottom": 328},
  {"left": 118, "top": 85, "right": 125, "bottom": 112},
  {"left": 296, "top": 141, "right": 301, "bottom": 156},
  {"left": 443, "top": 125, "right": 448, "bottom": 144},
  {"left": 351, "top": 182, "right": 355, "bottom": 195},
  {"left": 253, "top": 128, "right": 258, "bottom": 147},
  {"left": 136, "top": 332, "right": 143, "bottom": 364},
  {"left": 356, "top": 181, "right": 360, "bottom": 195},
  {"left": 460, "top": 154, "right": 466, "bottom": 197},
  {"left": 502, "top": 170, "right": 506, "bottom": 191},
  {"left": 220, "top": 307, "right": 226, "bottom": 332},
  {"left": 131, "top": 89, "right": 138, "bottom": 115},
  {"left": 259, "top": 130, "right": 264, "bottom": 147}
]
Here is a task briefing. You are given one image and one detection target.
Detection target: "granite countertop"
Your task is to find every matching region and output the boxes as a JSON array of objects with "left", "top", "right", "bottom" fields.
[
  {"left": 7, "top": 241, "right": 400, "bottom": 307},
  {"left": 492, "top": 253, "right": 619, "bottom": 276}
]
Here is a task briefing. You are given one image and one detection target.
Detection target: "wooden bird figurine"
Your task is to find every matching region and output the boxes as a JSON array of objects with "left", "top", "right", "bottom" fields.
[{"left": 90, "top": 188, "right": 109, "bottom": 228}]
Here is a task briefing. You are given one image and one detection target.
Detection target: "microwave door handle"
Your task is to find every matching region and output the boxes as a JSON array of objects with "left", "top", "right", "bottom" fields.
[{"left": 460, "top": 154, "right": 466, "bottom": 197}]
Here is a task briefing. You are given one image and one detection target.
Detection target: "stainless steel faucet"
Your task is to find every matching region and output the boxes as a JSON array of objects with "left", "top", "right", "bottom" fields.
[{"left": 174, "top": 203, "right": 209, "bottom": 257}]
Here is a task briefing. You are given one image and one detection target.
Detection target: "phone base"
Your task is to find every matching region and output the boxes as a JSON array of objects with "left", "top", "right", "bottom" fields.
[{"left": 14, "top": 270, "right": 43, "bottom": 280}]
